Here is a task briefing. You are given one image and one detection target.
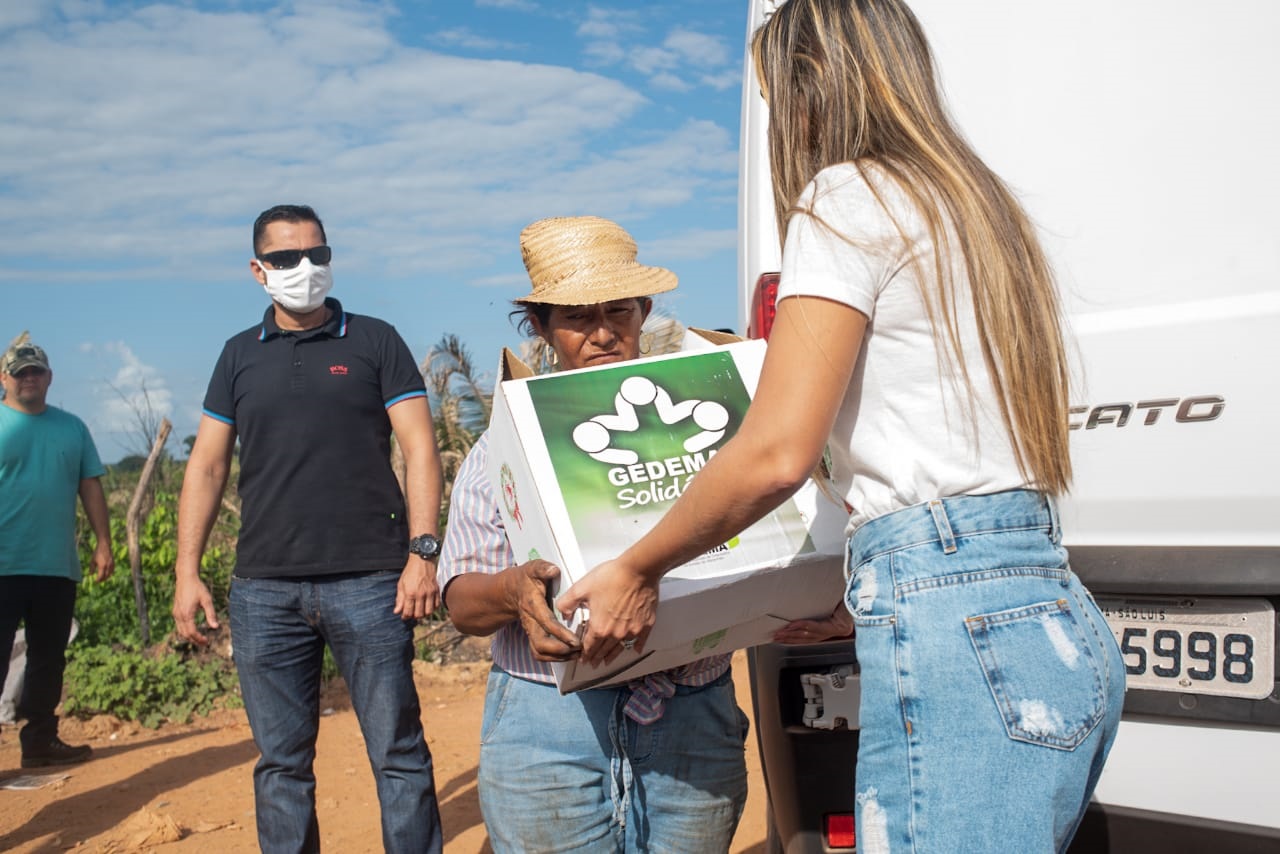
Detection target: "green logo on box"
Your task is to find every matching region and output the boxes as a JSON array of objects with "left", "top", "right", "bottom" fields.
[
  {"left": 525, "top": 352, "right": 752, "bottom": 567},
  {"left": 692, "top": 628, "right": 728, "bottom": 654},
  {"left": 527, "top": 352, "right": 751, "bottom": 514},
  {"left": 524, "top": 350, "right": 813, "bottom": 575}
]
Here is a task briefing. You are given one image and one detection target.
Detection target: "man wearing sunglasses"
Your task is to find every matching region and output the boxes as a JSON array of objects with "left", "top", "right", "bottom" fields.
[
  {"left": 1, "top": 340, "right": 114, "bottom": 768},
  {"left": 173, "top": 204, "right": 445, "bottom": 853}
]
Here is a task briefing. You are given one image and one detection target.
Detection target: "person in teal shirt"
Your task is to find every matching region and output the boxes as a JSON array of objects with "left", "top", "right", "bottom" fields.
[{"left": 0, "top": 340, "right": 113, "bottom": 767}]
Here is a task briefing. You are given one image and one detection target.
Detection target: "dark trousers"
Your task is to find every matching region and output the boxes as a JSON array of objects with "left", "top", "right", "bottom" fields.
[{"left": 0, "top": 575, "right": 77, "bottom": 749}]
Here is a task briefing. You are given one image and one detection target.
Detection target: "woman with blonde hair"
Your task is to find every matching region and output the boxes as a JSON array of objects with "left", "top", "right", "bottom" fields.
[{"left": 557, "top": 1, "right": 1126, "bottom": 850}]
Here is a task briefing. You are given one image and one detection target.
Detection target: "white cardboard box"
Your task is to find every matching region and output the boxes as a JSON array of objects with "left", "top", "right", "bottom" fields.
[{"left": 486, "top": 329, "right": 848, "bottom": 692}]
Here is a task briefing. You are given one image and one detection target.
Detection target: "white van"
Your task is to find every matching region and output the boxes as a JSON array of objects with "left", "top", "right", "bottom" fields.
[{"left": 739, "top": 1, "right": 1280, "bottom": 851}]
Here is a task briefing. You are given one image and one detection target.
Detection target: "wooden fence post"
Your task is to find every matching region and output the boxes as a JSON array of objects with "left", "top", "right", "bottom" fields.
[{"left": 127, "top": 418, "right": 172, "bottom": 647}]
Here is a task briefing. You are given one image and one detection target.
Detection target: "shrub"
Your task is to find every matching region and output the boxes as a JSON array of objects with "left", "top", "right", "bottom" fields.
[
  {"left": 75, "top": 490, "right": 236, "bottom": 647},
  {"left": 63, "top": 644, "right": 242, "bottom": 729}
]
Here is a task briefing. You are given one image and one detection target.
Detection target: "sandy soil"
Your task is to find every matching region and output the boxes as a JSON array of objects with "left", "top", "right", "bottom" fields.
[{"left": 0, "top": 648, "right": 768, "bottom": 853}]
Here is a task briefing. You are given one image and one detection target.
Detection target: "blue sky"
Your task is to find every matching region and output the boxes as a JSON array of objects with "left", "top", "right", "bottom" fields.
[{"left": 1, "top": 0, "right": 748, "bottom": 461}]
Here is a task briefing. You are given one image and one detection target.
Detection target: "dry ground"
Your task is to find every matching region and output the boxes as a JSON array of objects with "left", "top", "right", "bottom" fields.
[{"left": 0, "top": 648, "right": 768, "bottom": 853}]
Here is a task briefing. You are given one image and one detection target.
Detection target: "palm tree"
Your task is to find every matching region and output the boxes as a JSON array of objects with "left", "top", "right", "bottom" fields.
[{"left": 420, "top": 334, "right": 493, "bottom": 523}]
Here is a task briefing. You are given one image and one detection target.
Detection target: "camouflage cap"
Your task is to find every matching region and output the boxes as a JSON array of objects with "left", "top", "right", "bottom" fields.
[{"left": 3, "top": 343, "right": 50, "bottom": 374}]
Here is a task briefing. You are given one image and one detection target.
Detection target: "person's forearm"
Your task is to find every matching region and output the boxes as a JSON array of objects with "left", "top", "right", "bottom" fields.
[
  {"left": 389, "top": 397, "right": 443, "bottom": 539},
  {"left": 175, "top": 462, "right": 228, "bottom": 579},
  {"left": 403, "top": 441, "right": 443, "bottom": 539},
  {"left": 443, "top": 571, "right": 522, "bottom": 636},
  {"left": 621, "top": 296, "right": 866, "bottom": 581},
  {"left": 79, "top": 477, "right": 112, "bottom": 548},
  {"left": 622, "top": 428, "right": 814, "bottom": 580}
]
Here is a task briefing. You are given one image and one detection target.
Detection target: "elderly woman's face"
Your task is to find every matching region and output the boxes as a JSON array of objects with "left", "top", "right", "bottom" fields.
[{"left": 534, "top": 297, "right": 652, "bottom": 371}]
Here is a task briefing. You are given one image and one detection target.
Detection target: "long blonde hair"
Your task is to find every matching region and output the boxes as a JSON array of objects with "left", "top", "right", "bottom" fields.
[{"left": 753, "top": 0, "right": 1072, "bottom": 494}]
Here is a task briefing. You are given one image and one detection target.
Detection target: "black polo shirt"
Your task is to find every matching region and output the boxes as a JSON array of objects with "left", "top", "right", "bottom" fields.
[{"left": 202, "top": 298, "right": 426, "bottom": 578}]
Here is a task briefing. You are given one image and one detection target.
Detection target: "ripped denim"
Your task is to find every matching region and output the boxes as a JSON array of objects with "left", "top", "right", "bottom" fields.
[{"left": 844, "top": 490, "right": 1125, "bottom": 854}]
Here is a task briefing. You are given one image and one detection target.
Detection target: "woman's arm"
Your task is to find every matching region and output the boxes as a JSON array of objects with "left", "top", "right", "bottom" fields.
[{"left": 557, "top": 295, "right": 868, "bottom": 665}]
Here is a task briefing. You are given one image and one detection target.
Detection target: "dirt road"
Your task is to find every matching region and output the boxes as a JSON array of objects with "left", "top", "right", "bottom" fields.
[{"left": 0, "top": 650, "right": 769, "bottom": 853}]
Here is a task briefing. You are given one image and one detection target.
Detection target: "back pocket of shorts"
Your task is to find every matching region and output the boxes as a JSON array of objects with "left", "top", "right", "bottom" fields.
[{"left": 966, "top": 598, "right": 1105, "bottom": 750}]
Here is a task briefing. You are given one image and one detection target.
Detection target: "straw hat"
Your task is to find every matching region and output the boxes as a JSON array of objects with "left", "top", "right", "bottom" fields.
[{"left": 515, "top": 216, "right": 677, "bottom": 305}]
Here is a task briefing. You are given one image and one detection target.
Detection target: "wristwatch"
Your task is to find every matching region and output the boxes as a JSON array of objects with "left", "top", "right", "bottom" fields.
[{"left": 408, "top": 533, "right": 443, "bottom": 561}]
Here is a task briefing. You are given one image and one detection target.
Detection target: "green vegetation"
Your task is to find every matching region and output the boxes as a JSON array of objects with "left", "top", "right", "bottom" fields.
[
  {"left": 63, "top": 458, "right": 242, "bottom": 727},
  {"left": 74, "top": 491, "right": 236, "bottom": 648},
  {"left": 62, "top": 644, "right": 241, "bottom": 728}
]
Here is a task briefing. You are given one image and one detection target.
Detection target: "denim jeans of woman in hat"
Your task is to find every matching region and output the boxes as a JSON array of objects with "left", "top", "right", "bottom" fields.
[{"left": 477, "top": 667, "right": 748, "bottom": 854}]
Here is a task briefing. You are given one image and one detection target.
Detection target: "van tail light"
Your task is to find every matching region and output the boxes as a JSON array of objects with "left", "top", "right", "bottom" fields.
[
  {"left": 749, "top": 271, "right": 780, "bottom": 339},
  {"left": 825, "top": 813, "right": 856, "bottom": 849}
]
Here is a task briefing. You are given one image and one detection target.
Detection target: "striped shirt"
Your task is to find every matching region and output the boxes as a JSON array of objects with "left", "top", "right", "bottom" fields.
[{"left": 438, "top": 432, "right": 730, "bottom": 721}]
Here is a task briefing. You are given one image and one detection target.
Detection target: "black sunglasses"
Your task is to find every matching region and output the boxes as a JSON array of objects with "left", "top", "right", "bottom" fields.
[{"left": 257, "top": 245, "right": 332, "bottom": 269}]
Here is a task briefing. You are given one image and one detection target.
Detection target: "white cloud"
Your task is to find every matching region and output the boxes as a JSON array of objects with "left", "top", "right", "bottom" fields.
[
  {"left": 698, "top": 68, "right": 742, "bottom": 92},
  {"left": 576, "top": 7, "right": 640, "bottom": 41},
  {"left": 91, "top": 341, "right": 174, "bottom": 452},
  {"left": 431, "top": 27, "right": 521, "bottom": 51},
  {"left": 469, "top": 271, "right": 529, "bottom": 289},
  {"left": 645, "top": 228, "right": 737, "bottom": 260},
  {"left": 0, "top": 0, "right": 44, "bottom": 33},
  {"left": 476, "top": 0, "right": 538, "bottom": 10},
  {"left": 664, "top": 29, "right": 730, "bottom": 68},
  {"left": 0, "top": 2, "right": 741, "bottom": 285},
  {"left": 629, "top": 45, "right": 676, "bottom": 76},
  {"left": 582, "top": 39, "right": 625, "bottom": 65},
  {"left": 574, "top": 13, "right": 734, "bottom": 95},
  {"left": 650, "top": 72, "right": 692, "bottom": 93}
]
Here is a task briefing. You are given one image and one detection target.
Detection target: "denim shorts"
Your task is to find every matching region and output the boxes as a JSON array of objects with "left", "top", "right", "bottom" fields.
[{"left": 844, "top": 489, "right": 1125, "bottom": 853}]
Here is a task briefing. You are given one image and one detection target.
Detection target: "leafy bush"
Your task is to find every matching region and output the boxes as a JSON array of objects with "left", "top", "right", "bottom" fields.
[
  {"left": 63, "top": 644, "right": 242, "bottom": 728},
  {"left": 75, "top": 490, "right": 236, "bottom": 647},
  {"left": 57, "top": 460, "right": 245, "bottom": 727}
]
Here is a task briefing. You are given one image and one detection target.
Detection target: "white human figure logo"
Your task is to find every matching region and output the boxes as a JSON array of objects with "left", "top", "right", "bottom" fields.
[{"left": 571, "top": 376, "right": 729, "bottom": 464}]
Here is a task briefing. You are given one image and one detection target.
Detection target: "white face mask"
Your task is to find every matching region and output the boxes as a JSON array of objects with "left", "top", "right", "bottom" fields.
[{"left": 259, "top": 257, "right": 333, "bottom": 313}]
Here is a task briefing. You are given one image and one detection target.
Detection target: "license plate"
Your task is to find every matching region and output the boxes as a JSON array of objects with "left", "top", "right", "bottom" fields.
[{"left": 1094, "top": 595, "right": 1275, "bottom": 700}]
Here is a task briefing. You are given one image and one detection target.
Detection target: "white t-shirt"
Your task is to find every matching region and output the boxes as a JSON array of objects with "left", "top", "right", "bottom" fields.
[{"left": 777, "top": 162, "right": 1026, "bottom": 533}]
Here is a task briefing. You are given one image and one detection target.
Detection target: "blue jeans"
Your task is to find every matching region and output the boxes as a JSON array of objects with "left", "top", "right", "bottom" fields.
[
  {"left": 845, "top": 490, "right": 1126, "bottom": 854},
  {"left": 229, "top": 571, "right": 442, "bottom": 854},
  {"left": 478, "top": 667, "right": 749, "bottom": 853}
]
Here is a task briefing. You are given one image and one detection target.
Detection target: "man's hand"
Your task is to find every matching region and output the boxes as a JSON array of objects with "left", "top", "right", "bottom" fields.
[
  {"left": 395, "top": 557, "right": 441, "bottom": 621},
  {"left": 173, "top": 574, "right": 219, "bottom": 645},
  {"left": 506, "top": 560, "right": 581, "bottom": 662},
  {"left": 91, "top": 540, "right": 115, "bottom": 582},
  {"left": 771, "top": 602, "right": 853, "bottom": 645},
  {"left": 556, "top": 558, "right": 659, "bottom": 668}
]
